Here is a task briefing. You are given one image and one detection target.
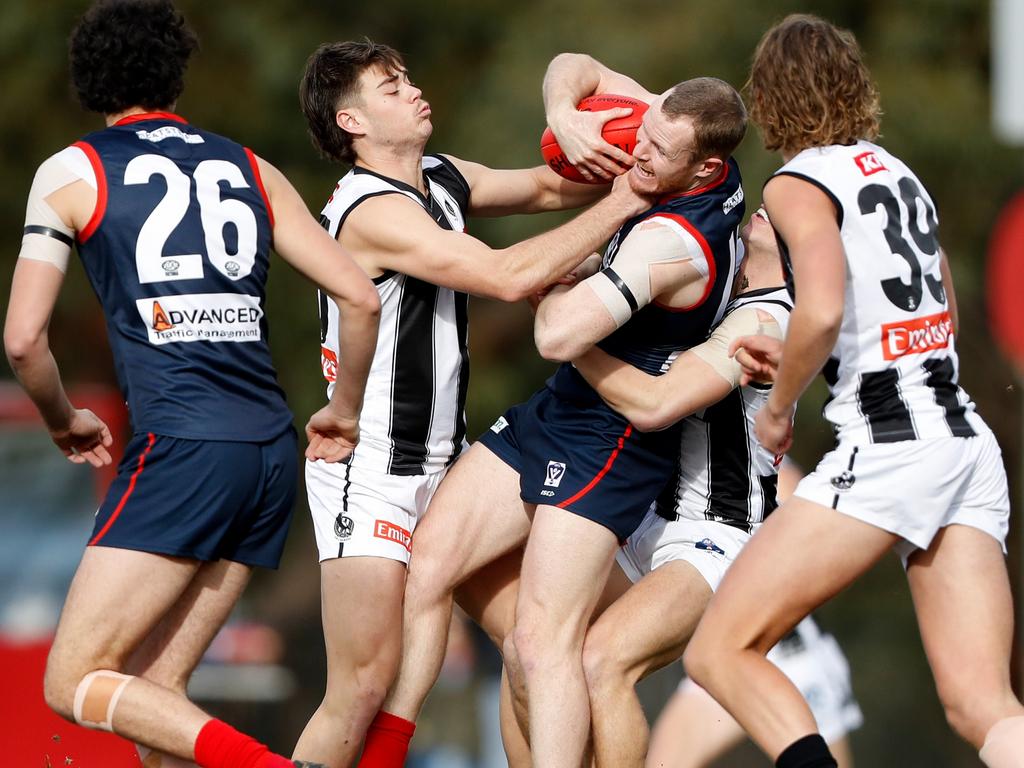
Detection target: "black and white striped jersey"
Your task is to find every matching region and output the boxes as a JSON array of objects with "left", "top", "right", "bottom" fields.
[
  {"left": 316, "top": 155, "right": 471, "bottom": 475},
  {"left": 656, "top": 287, "right": 792, "bottom": 532},
  {"left": 775, "top": 141, "right": 984, "bottom": 444}
]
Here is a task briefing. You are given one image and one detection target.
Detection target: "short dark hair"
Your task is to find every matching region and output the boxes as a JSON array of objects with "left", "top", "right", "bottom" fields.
[
  {"left": 300, "top": 39, "right": 406, "bottom": 165},
  {"left": 69, "top": 0, "right": 199, "bottom": 115},
  {"left": 662, "top": 77, "right": 747, "bottom": 161}
]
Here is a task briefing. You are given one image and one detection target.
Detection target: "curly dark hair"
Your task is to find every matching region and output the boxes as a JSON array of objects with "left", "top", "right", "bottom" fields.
[
  {"left": 300, "top": 39, "right": 406, "bottom": 165},
  {"left": 69, "top": 0, "right": 199, "bottom": 115},
  {"left": 748, "top": 14, "right": 881, "bottom": 155}
]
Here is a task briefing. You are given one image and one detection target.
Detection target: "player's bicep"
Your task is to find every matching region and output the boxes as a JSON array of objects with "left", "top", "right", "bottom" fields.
[
  {"left": 348, "top": 195, "right": 497, "bottom": 292},
  {"left": 592, "top": 63, "right": 658, "bottom": 103}
]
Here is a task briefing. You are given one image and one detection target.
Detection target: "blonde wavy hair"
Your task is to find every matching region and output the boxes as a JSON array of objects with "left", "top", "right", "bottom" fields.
[{"left": 748, "top": 14, "right": 881, "bottom": 155}]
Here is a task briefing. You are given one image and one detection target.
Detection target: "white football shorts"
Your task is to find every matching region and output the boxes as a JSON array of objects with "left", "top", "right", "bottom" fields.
[
  {"left": 794, "top": 430, "right": 1010, "bottom": 563},
  {"left": 306, "top": 458, "right": 447, "bottom": 564},
  {"left": 616, "top": 510, "right": 754, "bottom": 592}
]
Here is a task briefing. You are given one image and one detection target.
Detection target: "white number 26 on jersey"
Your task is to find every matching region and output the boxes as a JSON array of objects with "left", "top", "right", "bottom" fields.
[{"left": 124, "top": 154, "right": 258, "bottom": 284}]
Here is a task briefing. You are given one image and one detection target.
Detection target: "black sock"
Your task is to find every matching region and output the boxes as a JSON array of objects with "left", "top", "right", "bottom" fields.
[{"left": 775, "top": 734, "right": 838, "bottom": 768}]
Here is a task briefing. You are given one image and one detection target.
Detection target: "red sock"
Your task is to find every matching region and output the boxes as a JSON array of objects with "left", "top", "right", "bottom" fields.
[
  {"left": 357, "top": 711, "right": 416, "bottom": 767},
  {"left": 193, "top": 719, "right": 294, "bottom": 768}
]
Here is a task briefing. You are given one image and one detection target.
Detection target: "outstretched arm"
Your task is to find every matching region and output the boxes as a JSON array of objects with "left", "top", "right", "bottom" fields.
[
  {"left": 543, "top": 53, "right": 657, "bottom": 182},
  {"left": 258, "top": 156, "right": 381, "bottom": 461},
  {"left": 574, "top": 306, "right": 783, "bottom": 431},
  {"left": 348, "top": 172, "right": 651, "bottom": 303},
  {"left": 445, "top": 155, "right": 607, "bottom": 217}
]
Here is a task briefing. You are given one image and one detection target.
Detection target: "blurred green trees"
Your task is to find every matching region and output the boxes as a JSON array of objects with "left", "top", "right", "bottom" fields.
[{"left": 1, "top": 1, "right": 1020, "bottom": 764}]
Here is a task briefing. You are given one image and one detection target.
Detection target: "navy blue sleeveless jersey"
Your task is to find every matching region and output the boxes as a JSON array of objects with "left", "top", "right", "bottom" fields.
[
  {"left": 549, "top": 158, "right": 745, "bottom": 402},
  {"left": 74, "top": 112, "right": 292, "bottom": 441}
]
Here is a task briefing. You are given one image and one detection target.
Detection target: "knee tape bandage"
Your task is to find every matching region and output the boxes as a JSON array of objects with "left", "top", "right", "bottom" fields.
[{"left": 73, "top": 670, "right": 133, "bottom": 732}]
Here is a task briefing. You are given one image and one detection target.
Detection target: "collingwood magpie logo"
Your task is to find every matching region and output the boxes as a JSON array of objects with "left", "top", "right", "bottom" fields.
[
  {"left": 334, "top": 514, "right": 354, "bottom": 541},
  {"left": 544, "top": 461, "right": 567, "bottom": 488},
  {"left": 830, "top": 470, "right": 856, "bottom": 492}
]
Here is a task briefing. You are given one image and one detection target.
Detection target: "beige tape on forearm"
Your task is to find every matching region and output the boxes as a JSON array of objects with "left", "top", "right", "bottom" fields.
[
  {"left": 691, "top": 307, "right": 782, "bottom": 387},
  {"left": 73, "top": 670, "right": 133, "bottom": 732},
  {"left": 980, "top": 715, "right": 1024, "bottom": 768}
]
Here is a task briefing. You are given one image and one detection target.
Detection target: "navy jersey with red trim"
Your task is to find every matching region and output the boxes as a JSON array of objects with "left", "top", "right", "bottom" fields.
[
  {"left": 549, "top": 158, "right": 744, "bottom": 402},
  {"left": 74, "top": 113, "right": 292, "bottom": 441}
]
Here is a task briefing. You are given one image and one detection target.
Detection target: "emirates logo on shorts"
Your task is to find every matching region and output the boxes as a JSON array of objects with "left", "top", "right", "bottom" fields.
[
  {"left": 830, "top": 471, "right": 856, "bottom": 492},
  {"left": 334, "top": 514, "right": 354, "bottom": 541}
]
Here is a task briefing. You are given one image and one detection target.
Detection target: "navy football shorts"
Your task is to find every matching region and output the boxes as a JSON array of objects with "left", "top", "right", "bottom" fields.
[
  {"left": 478, "top": 386, "right": 679, "bottom": 541},
  {"left": 89, "top": 428, "right": 298, "bottom": 569}
]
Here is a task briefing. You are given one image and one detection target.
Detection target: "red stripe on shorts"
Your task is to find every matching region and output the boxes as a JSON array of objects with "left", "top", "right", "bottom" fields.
[
  {"left": 89, "top": 432, "right": 156, "bottom": 546},
  {"left": 556, "top": 424, "right": 634, "bottom": 509}
]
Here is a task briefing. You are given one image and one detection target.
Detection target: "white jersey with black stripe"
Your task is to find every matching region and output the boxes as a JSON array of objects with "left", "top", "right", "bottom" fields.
[
  {"left": 316, "top": 155, "right": 471, "bottom": 475},
  {"left": 775, "top": 141, "right": 986, "bottom": 445},
  {"left": 657, "top": 287, "right": 793, "bottom": 532}
]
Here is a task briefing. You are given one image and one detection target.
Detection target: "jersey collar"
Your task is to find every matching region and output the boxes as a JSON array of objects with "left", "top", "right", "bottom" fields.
[{"left": 113, "top": 111, "right": 189, "bottom": 126}]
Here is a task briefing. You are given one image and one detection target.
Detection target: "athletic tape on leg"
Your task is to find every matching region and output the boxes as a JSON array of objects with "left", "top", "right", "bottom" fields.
[{"left": 73, "top": 670, "right": 133, "bottom": 732}]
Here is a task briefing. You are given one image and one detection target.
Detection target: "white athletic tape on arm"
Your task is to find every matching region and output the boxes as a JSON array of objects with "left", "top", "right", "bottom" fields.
[
  {"left": 20, "top": 149, "right": 94, "bottom": 272},
  {"left": 73, "top": 670, "right": 133, "bottom": 732},
  {"left": 587, "top": 219, "right": 698, "bottom": 328},
  {"left": 692, "top": 307, "right": 783, "bottom": 386}
]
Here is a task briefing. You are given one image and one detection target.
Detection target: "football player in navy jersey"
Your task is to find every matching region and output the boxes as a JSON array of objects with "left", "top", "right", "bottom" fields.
[
  {"left": 3, "top": 2, "right": 379, "bottom": 768},
  {"left": 367, "top": 55, "right": 748, "bottom": 768},
  {"left": 685, "top": 15, "right": 1024, "bottom": 768}
]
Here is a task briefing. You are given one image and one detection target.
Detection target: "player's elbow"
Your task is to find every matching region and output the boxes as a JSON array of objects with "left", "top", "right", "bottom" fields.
[
  {"left": 630, "top": 405, "right": 674, "bottom": 433},
  {"left": 534, "top": 323, "right": 583, "bottom": 362},
  {"left": 336, "top": 281, "right": 381, "bottom": 322},
  {"left": 3, "top": 323, "right": 44, "bottom": 368}
]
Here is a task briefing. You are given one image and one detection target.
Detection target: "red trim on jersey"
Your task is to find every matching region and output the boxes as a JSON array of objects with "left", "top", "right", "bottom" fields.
[
  {"left": 113, "top": 111, "right": 188, "bottom": 126},
  {"left": 73, "top": 141, "right": 107, "bottom": 244},
  {"left": 657, "top": 160, "right": 730, "bottom": 205},
  {"left": 244, "top": 147, "right": 275, "bottom": 229},
  {"left": 88, "top": 432, "right": 156, "bottom": 546},
  {"left": 644, "top": 212, "right": 717, "bottom": 312},
  {"left": 556, "top": 425, "right": 633, "bottom": 509}
]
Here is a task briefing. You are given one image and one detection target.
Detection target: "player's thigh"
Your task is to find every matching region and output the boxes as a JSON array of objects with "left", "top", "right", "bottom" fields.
[
  {"left": 410, "top": 442, "right": 533, "bottom": 589},
  {"left": 907, "top": 524, "right": 1016, "bottom": 712},
  {"left": 691, "top": 497, "right": 897, "bottom": 657},
  {"left": 48, "top": 546, "right": 200, "bottom": 681},
  {"left": 516, "top": 505, "right": 619, "bottom": 635},
  {"left": 647, "top": 679, "right": 745, "bottom": 768},
  {"left": 320, "top": 556, "right": 408, "bottom": 671},
  {"left": 587, "top": 560, "right": 712, "bottom": 682},
  {"left": 128, "top": 559, "right": 252, "bottom": 688}
]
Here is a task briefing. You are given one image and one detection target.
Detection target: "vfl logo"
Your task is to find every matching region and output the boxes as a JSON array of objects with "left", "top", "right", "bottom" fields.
[
  {"left": 854, "top": 151, "right": 886, "bottom": 176},
  {"left": 830, "top": 471, "right": 856, "bottom": 492},
  {"left": 880, "top": 311, "right": 953, "bottom": 360},
  {"left": 161, "top": 259, "right": 180, "bottom": 277},
  {"left": 695, "top": 538, "right": 726, "bottom": 556},
  {"left": 225, "top": 260, "right": 241, "bottom": 278},
  {"left": 544, "top": 461, "right": 567, "bottom": 488},
  {"left": 334, "top": 514, "right": 354, "bottom": 541},
  {"left": 490, "top": 416, "right": 509, "bottom": 434}
]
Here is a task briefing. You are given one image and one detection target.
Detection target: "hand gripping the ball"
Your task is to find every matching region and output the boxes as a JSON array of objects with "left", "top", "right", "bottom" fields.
[{"left": 542, "top": 95, "right": 649, "bottom": 184}]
